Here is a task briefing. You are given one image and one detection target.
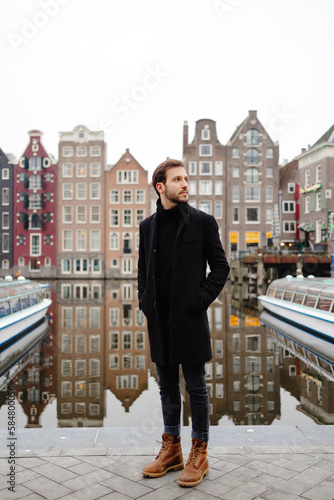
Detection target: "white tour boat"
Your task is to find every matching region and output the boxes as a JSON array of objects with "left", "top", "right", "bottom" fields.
[
  {"left": 0, "top": 276, "right": 52, "bottom": 353},
  {"left": 258, "top": 276, "right": 334, "bottom": 342}
]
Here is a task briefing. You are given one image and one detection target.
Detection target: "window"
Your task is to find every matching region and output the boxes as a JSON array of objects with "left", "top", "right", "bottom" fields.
[
  {"left": 63, "top": 183, "right": 73, "bottom": 200},
  {"left": 90, "top": 334, "right": 100, "bottom": 353},
  {"left": 90, "top": 145, "right": 101, "bottom": 156},
  {"left": 62, "top": 146, "right": 73, "bottom": 157},
  {"left": 215, "top": 201, "right": 222, "bottom": 219},
  {"left": 63, "top": 206, "right": 72, "bottom": 223},
  {"left": 62, "top": 259, "right": 71, "bottom": 274},
  {"left": 29, "top": 193, "right": 42, "bottom": 209},
  {"left": 188, "top": 161, "right": 196, "bottom": 175},
  {"left": 199, "top": 161, "right": 212, "bottom": 175},
  {"left": 199, "top": 201, "right": 211, "bottom": 214},
  {"left": 76, "top": 309, "right": 87, "bottom": 329},
  {"left": 316, "top": 165, "right": 321, "bottom": 183},
  {"left": 117, "top": 170, "right": 138, "bottom": 184},
  {"left": 246, "top": 207, "right": 259, "bottom": 222},
  {"left": 30, "top": 157, "right": 42, "bottom": 170},
  {"left": 90, "top": 230, "right": 100, "bottom": 251},
  {"left": 76, "top": 146, "right": 87, "bottom": 157},
  {"left": 136, "top": 190, "right": 145, "bottom": 203},
  {"left": 305, "top": 196, "right": 310, "bottom": 213},
  {"left": 110, "top": 210, "right": 119, "bottom": 226},
  {"left": 232, "top": 186, "right": 240, "bottom": 202},
  {"left": 30, "top": 234, "right": 41, "bottom": 256},
  {"left": 232, "top": 167, "right": 239, "bottom": 178},
  {"left": 201, "top": 128, "right": 210, "bottom": 140},
  {"left": 215, "top": 181, "right": 223, "bottom": 195},
  {"left": 245, "top": 187, "right": 260, "bottom": 201},
  {"left": 246, "top": 129, "right": 259, "bottom": 145},
  {"left": 246, "top": 356, "right": 261, "bottom": 373},
  {"left": 246, "top": 149, "right": 260, "bottom": 165},
  {"left": 199, "top": 144, "right": 212, "bottom": 157},
  {"left": 76, "top": 183, "right": 87, "bottom": 199},
  {"left": 62, "top": 309, "right": 73, "bottom": 329},
  {"left": 316, "top": 192, "right": 321, "bottom": 211},
  {"left": 189, "top": 181, "right": 196, "bottom": 195},
  {"left": 266, "top": 207, "right": 273, "bottom": 223},
  {"left": 2, "top": 168, "right": 9, "bottom": 179},
  {"left": 90, "top": 205, "right": 100, "bottom": 223},
  {"left": 76, "top": 230, "right": 87, "bottom": 251},
  {"left": 18, "top": 235, "right": 25, "bottom": 245},
  {"left": 90, "top": 308, "right": 100, "bottom": 329},
  {"left": 266, "top": 186, "right": 273, "bottom": 202},
  {"left": 266, "top": 167, "right": 273, "bottom": 178},
  {"left": 76, "top": 163, "right": 87, "bottom": 177},
  {"left": 2, "top": 234, "right": 9, "bottom": 253},
  {"left": 233, "top": 207, "right": 239, "bottom": 222},
  {"left": 90, "top": 162, "right": 101, "bottom": 177},
  {"left": 283, "top": 221, "right": 296, "bottom": 232},
  {"left": 110, "top": 190, "right": 119, "bottom": 203},
  {"left": 63, "top": 230, "right": 73, "bottom": 251},
  {"left": 305, "top": 169, "right": 310, "bottom": 187},
  {"left": 283, "top": 201, "right": 295, "bottom": 213},
  {"left": 199, "top": 181, "right": 212, "bottom": 195},
  {"left": 110, "top": 232, "right": 119, "bottom": 250},
  {"left": 110, "top": 354, "right": 119, "bottom": 370},
  {"left": 266, "top": 148, "right": 273, "bottom": 158},
  {"left": 123, "top": 190, "right": 132, "bottom": 203},
  {"left": 62, "top": 163, "right": 73, "bottom": 177},
  {"left": 215, "top": 161, "right": 223, "bottom": 175},
  {"left": 110, "top": 308, "right": 119, "bottom": 326},
  {"left": 288, "top": 183, "right": 295, "bottom": 193},
  {"left": 2, "top": 213, "right": 9, "bottom": 229},
  {"left": 29, "top": 175, "right": 42, "bottom": 189},
  {"left": 232, "top": 148, "right": 239, "bottom": 158},
  {"left": 110, "top": 331, "right": 119, "bottom": 348},
  {"left": 76, "top": 205, "right": 86, "bottom": 223},
  {"left": 90, "top": 183, "right": 100, "bottom": 199},
  {"left": 246, "top": 335, "right": 260, "bottom": 351},
  {"left": 136, "top": 209, "right": 145, "bottom": 226},
  {"left": 123, "top": 209, "right": 132, "bottom": 226},
  {"left": 245, "top": 167, "right": 260, "bottom": 183}
]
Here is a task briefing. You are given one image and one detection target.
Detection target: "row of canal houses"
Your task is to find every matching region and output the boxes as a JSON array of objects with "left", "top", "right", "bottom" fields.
[{"left": 1, "top": 112, "right": 334, "bottom": 278}]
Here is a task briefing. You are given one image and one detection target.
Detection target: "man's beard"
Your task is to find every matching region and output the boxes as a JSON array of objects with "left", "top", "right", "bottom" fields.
[{"left": 164, "top": 186, "right": 189, "bottom": 205}]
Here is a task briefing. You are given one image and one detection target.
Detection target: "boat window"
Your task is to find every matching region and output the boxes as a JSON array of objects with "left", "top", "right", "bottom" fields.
[
  {"left": 274, "top": 290, "right": 283, "bottom": 299},
  {"left": 29, "top": 293, "right": 38, "bottom": 305},
  {"left": 0, "top": 301, "right": 10, "bottom": 317},
  {"left": 6, "top": 286, "right": 20, "bottom": 297},
  {"left": 283, "top": 291, "right": 293, "bottom": 301},
  {"left": 268, "top": 288, "right": 275, "bottom": 297},
  {"left": 293, "top": 293, "right": 304, "bottom": 304},
  {"left": 319, "top": 286, "right": 334, "bottom": 298},
  {"left": 316, "top": 297, "right": 332, "bottom": 311},
  {"left": 10, "top": 298, "right": 21, "bottom": 313},
  {"left": 20, "top": 295, "right": 30, "bottom": 309},
  {"left": 304, "top": 295, "right": 317, "bottom": 308},
  {"left": 306, "top": 285, "right": 323, "bottom": 296},
  {"left": 0, "top": 289, "right": 9, "bottom": 299}
]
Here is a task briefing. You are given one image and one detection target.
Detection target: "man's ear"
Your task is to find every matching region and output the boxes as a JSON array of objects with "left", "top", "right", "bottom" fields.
[{"left": 156, "top": 182, "right": 165, "bottom": 195}]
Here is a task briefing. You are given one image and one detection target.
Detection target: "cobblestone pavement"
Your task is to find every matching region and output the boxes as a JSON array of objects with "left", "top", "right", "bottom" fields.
[{"left": 1, "top": 426, "right": 334, "bottom": 499}]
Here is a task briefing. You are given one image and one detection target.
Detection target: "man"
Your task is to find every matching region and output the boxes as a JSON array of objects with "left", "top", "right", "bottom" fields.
[{"left": 137, "top": 159, "right": 230, "bottom": 487}]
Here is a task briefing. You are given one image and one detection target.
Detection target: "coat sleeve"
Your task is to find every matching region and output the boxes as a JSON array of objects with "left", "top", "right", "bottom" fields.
[
  {"left": 200, "top": 215, "right": 230, "bottom": 309},
  {"left": 137, "top": 222, "right": 146, "bottom": 309}
]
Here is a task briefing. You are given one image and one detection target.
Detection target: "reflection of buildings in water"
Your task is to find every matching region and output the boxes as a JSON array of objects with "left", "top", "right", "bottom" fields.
[
  {"left": 105, "top": 280, "right": 149, "bottom": 412},
  {"left": 226, "top": 291, "right": 281, "bottom": 425},
  {"left": 56, "top": 280, "right": 105, "bottom": 427},
  {"left": 182, "top": 292, "right": 227, "bottom": 427},
  {"left": 267, "top": 326, "right": 334, "bottom": 424},
  {"left": 12, "top": 283, "right": 56, "bottom": 427}
]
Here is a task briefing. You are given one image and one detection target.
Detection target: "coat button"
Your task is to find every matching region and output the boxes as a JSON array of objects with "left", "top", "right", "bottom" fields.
[{"left": 153, "top": 302, "right": 156, "bottom": 307}]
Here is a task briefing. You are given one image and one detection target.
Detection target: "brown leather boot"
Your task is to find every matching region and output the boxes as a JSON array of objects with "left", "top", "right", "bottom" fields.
[
  {"left": 142, "top": 434, "right": 184, "bottom": 478},
  {"left": 178, "top": 438, "right": 209, "bottom": 487}
]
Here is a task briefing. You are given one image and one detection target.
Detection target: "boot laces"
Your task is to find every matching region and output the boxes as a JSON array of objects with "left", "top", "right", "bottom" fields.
[
  {"left": 186, "top": 442, "right": 204, "bottom": 468},
  {"left": 155, "top": 437, "right": 171, "bottom": 460}
]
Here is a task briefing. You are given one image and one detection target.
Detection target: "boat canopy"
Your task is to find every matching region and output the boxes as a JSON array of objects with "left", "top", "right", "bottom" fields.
[{"left": 0, "top": 280, "right": 41, "bottom": 300}]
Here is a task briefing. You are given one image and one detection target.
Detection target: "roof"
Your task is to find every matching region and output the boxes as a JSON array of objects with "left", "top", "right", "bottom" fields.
[{"left": 312, "top": 123, "right": 334, "bottom": 147}]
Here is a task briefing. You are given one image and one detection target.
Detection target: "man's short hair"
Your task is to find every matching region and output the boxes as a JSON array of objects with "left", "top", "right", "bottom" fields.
[{"left": 152, "top": 159, "right": 185, "bottom": 196}]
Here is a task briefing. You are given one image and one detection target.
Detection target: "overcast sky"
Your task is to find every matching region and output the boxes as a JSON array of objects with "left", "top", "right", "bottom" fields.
[{"left": 1, "top": 0, "right": 333, "bottom": 176}]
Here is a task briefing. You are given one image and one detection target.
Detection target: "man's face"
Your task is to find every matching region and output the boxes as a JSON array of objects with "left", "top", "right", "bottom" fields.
[{"left": 158, "top": 166, "right": 189, "bottom": 209}]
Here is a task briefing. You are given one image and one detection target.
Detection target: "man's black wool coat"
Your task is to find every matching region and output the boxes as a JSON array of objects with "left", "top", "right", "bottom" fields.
[{"left": 137, "top": 202, "right": 230, "bottom": 365}]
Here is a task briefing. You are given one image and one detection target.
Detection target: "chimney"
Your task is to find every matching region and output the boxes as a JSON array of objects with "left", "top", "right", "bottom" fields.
[
  {"left": 301, "top": 148, "right": 306, "bottom": 154},
  {"left": 183, "top": 121, "right": 189, "bottom": 152}
]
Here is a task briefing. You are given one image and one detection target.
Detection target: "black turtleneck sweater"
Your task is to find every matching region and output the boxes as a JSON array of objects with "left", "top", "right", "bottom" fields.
[{"left": 156, "top": 201, "right": 181, "bottom": 321}]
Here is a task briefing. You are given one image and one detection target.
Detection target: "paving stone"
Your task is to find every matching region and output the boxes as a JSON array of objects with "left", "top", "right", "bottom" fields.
[
  {"left": 103, "top": 461, "right": 143, "bottom": 482},
  {"left": 246, "top": 459, "right": 298, "bottom": 480},
  {"left": 15, "top": 468, "right": 40, "bottom": 484},
  {"left": 0, "top": 483, "right": 36, "bottom": 499},
  {"left": 101, "top": 475, "right": 153, "bottom": 498},
  {"left": 302, "top": 480, "right": 334, "bottom": 500},
  {"left": 138, "top": 481, "right": 185, "bottom": 499},
  {"left": 61, "top": 447, "right": 108, "bottom": 457},
  {"left": 35, "top": 462, "right": 79, "bottom": 482},
  {"left": 59, "top": 482, "right": 113, "bottom": 499},
  {"left": 43, "top": 456, "right": 83, "bottom": 467},
  {"left": 176, "top": 489, "right": 218, "bottom": 499},
  {"left": 22, "top": 476, "right": 74, "bottom": 499},
  {"left": 62, "top": 468, "right": 114, "bottom": 491},
  {"left": 139, "top": 469, "right": 183, "bottom": 489},
  {"left": 221, "top": 479, "right": 269, "bottom": 500},
  {"left": 68, "top": 461, "right": 100, "bottom": 475},
  {"left": 81, "top": 456, "right": 117, "bottom": 468},
  {"left": 216, "top": 465, "right": 261, "bottom": 490},
  {"left": 255, "top": 488, "right": 302, "bottom": 500},
  {"left": 17, "top": 457, "right": 48, "bottom": 468}
]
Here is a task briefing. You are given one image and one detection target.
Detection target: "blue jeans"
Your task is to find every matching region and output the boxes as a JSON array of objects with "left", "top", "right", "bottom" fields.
[{"left": 155, "top": 363, "right": 209, "bottom": 442}]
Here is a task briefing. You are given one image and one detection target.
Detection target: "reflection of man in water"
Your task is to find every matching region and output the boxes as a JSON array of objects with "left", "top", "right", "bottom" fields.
[{"left": 137, "top": 159, "right": 230, "bottom": 487}]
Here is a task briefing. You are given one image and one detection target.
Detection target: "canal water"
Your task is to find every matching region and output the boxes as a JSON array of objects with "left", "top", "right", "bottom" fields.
[{"left": 0, "top": 280, "right": 333, "bottom": 429}]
